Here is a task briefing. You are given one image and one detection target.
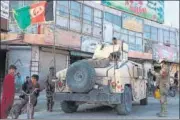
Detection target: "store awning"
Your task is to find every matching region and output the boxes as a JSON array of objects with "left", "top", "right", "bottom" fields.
[{"left": 70, "top": 51, "right": 93, "bottom": 58}]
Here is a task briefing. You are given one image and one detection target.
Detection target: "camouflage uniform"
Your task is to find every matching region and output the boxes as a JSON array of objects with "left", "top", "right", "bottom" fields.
[
  {"left": 152, "top": 60, "right": 170, "bottom": 117},
  {"left": 45, "top": 67, "right": 55, "bottom": 112}
]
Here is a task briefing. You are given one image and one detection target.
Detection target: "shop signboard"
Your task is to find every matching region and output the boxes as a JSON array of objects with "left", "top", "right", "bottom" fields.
[
  {"left": 102, "top": 1, "right": 164, "bottom": 23},
  {"left": 1, "top": 1, "right": 9, "bottom": 31},
  {"left": 128, "top": 51, "right": 152, "bottom": 60},
  {"left": 152, "top": 44, "right": 178, "bottom": 63},
  {"left": 122, "top": 13, "right": 143, "bottom": 33},
  {"left": 1, "top": 1, "right": 9, "bottom": 19}
]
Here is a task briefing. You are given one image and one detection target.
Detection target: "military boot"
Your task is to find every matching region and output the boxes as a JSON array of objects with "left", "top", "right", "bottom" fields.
[
  {"left": 49, "top": 101, "right": 54, "bottom": 112},
  {"left": 156, "top": 104, "right": 167, "bottom": 117},
  {"left": 164, "top": 103, "right": 168, "bottom": 115},
  {"left": 47, "top": 103, "right": 49, "bottom": 111}
]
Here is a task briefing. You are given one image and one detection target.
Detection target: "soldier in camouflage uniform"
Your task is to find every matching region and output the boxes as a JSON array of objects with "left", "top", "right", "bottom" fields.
[
  {"left": 151, "top": 58, "right": 170, "bottom": 117},
  {"left": 45, "top": 67, "right": 56, "bottom": 112}
]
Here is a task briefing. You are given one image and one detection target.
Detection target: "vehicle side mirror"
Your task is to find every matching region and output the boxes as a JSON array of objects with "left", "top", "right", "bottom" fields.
[{"left": 133, "top": 66, "right": 138, "bottom": 79}]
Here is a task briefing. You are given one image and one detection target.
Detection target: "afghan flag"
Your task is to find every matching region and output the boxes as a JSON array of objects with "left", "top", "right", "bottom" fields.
[{"left": 13, "top": 1, "right": 53, "bottom": 30}]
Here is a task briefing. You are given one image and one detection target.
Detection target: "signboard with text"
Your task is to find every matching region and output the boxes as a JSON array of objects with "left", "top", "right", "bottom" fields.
[
  {"left": 152, "top": 44, "right": 178, "bottom": 63},
  {"left": 1, "top": 1, "right": 9, "bottom": 19},
  {"left": 122, "top": 13, "right": 143, "bottom": 33},
  {"left": 102, "top": 1, "right": 164, "bottom": 23}
]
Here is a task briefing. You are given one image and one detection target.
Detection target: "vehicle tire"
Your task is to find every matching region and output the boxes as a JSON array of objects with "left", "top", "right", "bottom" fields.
[
  {"left": 115, "top": 86, "right": 132, "bottom": 115},
  {"left": 66, "top": 60, "right": 96, "bottom": 93},
  {"left": 140, "top": 84, "right": 148, "bottom": 105},
  {"left": 61, "top": 101, "right": 78, "bottom": 113}
]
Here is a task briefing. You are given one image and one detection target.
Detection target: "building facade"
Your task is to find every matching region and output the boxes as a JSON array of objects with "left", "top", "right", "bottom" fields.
[{"left": 1, "top": 1, "right": 179, "bottom": 89}]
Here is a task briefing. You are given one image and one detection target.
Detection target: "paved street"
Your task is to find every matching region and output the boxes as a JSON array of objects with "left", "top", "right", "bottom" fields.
[{"left": 18, "top": 91, "right": 179, "bottom": 119}]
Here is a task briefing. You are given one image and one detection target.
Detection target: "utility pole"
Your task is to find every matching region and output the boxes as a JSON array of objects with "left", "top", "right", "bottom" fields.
[{"left": 53, "top": 23, "right": 56, "bottom": 74}]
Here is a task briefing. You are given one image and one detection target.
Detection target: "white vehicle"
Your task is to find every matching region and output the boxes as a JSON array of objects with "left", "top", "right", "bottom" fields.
[{"left": 54, "top": 42, "right": 148, "bottom": 115}]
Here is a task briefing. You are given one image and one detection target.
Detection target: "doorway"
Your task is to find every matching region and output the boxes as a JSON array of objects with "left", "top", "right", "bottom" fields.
[
  {"left": 0, "top": 50, "right": 7, "bottom": 87},
  {"left": 70, "top": 55, "right": 86, "bottom": 64}
]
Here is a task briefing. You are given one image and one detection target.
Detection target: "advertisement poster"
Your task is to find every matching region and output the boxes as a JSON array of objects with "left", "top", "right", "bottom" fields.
[
  {"left": 102, "top": 1, "right": 164, "bottom": 23},
  {"left": 152, "top": 44, "right": 178, "bottom": 63},
  {"left": 122, "top": 13, "right": 143, "bottom": 33}
]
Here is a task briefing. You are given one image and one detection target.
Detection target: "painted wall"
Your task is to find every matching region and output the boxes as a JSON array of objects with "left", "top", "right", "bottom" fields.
[{"left": 7, "top": 46, "right": 31, "bottom": 92}]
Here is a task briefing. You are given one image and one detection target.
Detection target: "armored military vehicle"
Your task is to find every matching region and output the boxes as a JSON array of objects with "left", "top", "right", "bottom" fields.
[{"left": 54, "top": 42, "right": 148, "bottom": 115}]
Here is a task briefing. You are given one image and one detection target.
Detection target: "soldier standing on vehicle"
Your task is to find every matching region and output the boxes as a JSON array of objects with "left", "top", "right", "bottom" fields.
[
  {"left": 111, "top": 37, "right": 120, "bottom": 69},
  {"left": 151, "top": 58, "right": 170, "bottom": 117},
  {"left": 45, "top": 67, "right": 56, "bottom": 112}
]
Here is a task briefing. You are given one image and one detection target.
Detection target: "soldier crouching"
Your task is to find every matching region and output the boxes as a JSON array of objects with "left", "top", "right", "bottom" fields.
[{"left": 45, "top": 67, "right": 56, "bottom": 112}]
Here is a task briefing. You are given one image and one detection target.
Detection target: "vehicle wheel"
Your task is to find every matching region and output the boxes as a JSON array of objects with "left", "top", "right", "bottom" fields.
[
  {"left": 66, "top": 60, "right": 96, "bottom": 93},
  {"left": 115, "top": 86, "right": 132, "bottom": 115},
  {"left": 61, "top": 101, "right": 78, "bottom": 113},
  {"left": 140, "top": 84, "right": 148, "bottom": 105}
]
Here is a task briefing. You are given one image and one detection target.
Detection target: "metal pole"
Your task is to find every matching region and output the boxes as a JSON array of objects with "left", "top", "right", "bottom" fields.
[
  {"left": 53, "top": 1, "right": 56, "bottom": 74},
  {"left": 53, "top": 23, "right": 56, "bottom": 74}
]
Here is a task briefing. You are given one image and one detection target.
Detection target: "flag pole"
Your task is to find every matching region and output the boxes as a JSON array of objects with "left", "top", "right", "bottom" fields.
[
  {"left": 53, "top": 23, "right": 56, "bottom": 74},
  {"left": 53, "top": 1, "right": 56, "bottom": 75}
]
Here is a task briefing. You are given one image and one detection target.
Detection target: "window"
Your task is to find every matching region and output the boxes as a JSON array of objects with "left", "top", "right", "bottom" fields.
[
  {"left": 129, "top": 36, "right": 135, "bottom": 44},
  {"left": 9, "top": 1, "right": 38, "bottom": 33},
  {"left": 56, "top": 1, "right": 69, "bottom": 28},
  {"left": 129, "top": 31, "right": 135, "bottom": 36},
  {"left": 136, "top": 37, "right": 143, "bottom": 51},
  {"left": 136, "top": 37, "right": 142, "bottom": 45},
  {"left": 136, "top": 33, "right": 142, "bottom": 37},
  {"left": 56, "top": 1, "right": 69, "bottom": 17},
  {"left": 69, "top": 1, "right": 81, "bottom": 32},
  {"left": 94, "top": 9, "right": 102, "bottom": 26},
  {"left": 113, "top": 15, "right": 121, "bottom": 26},
  {"left": 104, "top": 12, "right": 113, "bottom": 23},
  {"left": 83, "top": 5, "right": 92, "bottom": 24},
  {"left": 151, "top": 27, "right": 158, "bottom": 41},
  {"left": 83, "top": 5, "right": 92, "bottom": 34},
  {"left": 120, "top": 33, "right": 128, "bottom": 43},
  {"left": 104, "top": 12, "right": 121, "bottom": 26},
  {"left": 170, "top": 31, "right": 176, "bottom": 45},
  {"left": 113, "top": 31, "right": 120, "bottom": 40},
  {"left": 143, "top": 25, "right": 150, "bottom": 39},
  {"left": 158, "top": 28, "right": 163, "bottom": 43},
  {"left": 93, "top": 9, "right": 102, "bottom": 37},
  {"left": 70, "top": 1, "right": 81, "bottom": 19},
  {"left": 9, "top": 1, "right": 23, "bottom": 23},
  {"left": 120, "top": 29, "right": 128, "bottom": 34},
  {"left": 163, "top": 30, "right": 170, "bottom": 43},
  {"left": 24, "top": 1, "right": 37, "bottom": 6}
]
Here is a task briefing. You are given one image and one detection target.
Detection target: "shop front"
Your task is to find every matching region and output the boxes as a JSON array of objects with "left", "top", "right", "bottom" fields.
[
  {"left": 152, "top": 44, "right": 179, "bottom": 82},
  {"left": 128, "top": 50, "right": 153, "bottom": 79}
]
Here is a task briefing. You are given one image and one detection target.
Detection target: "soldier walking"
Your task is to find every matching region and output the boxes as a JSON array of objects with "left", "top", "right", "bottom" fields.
[
  {"left": 151, "top": 58, "right": 170, "bottom": 117},
  {"left": 45, "top": 67, "right": 56, "bottom": 112}
]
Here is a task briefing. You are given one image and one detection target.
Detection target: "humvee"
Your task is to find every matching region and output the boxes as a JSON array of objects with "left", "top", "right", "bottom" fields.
[{"left": 54, "top": 42, "right": 148, "bottom": 115}]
